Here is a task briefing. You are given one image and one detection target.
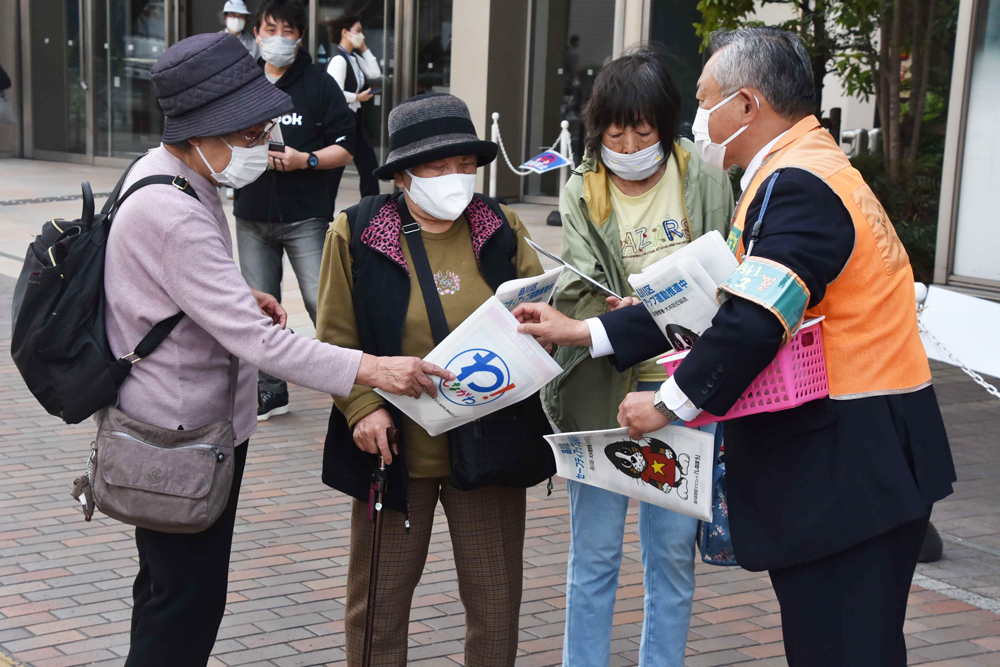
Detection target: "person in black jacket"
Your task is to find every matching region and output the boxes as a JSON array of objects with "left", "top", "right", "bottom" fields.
[
  {"left": 515, "top": 27, "right": 955, "bottom": 667},
  {"left": 0, "top": 63, "right": 11, "bottom": 92},
  {"left": 234, "top": 0, "right": 356, "bottom": 420}
]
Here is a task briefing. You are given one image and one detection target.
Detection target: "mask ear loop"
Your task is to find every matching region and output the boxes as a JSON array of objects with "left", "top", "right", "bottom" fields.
[{"left": 719, "top": 94, "right": 761, "bottom": 147}]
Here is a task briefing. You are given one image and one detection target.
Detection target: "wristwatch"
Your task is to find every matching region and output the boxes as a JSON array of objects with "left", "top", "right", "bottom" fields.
[
  {"left": 652, "top": 390, "right": 675, "bottom": 419},
  {"left": 306, "top": 152, "right": 319, "bottom": 169}
]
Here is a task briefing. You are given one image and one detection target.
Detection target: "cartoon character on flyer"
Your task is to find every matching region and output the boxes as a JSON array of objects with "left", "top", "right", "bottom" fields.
[{"left": 605, "top": 439, "right": 690, "bottom": 500}]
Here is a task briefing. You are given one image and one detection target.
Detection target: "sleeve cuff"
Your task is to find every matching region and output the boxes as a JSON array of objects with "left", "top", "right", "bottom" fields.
[
  {"left": 660, "top": 376, "right": 702, "bottom": 421},
  {"left": 343, "top": 392, "right": 387, "bottom": 429},
  {"left": 587, "top": 317, "right": 614, "bottom": 358}
]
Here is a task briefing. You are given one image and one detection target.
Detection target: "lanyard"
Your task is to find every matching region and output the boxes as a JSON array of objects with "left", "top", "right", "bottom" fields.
[{"left": 337, "top": 45, "right": 363, "bottom": 92}]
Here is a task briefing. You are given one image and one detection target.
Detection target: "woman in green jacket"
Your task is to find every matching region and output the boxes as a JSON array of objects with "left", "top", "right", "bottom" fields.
[{"left": 543, "top": 46, "right": 734, "bottom": 667}]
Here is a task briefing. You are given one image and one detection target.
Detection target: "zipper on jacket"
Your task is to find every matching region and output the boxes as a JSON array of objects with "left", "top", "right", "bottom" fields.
[{"left": 107, "top": 431, "right": 225, "bottom": 462}]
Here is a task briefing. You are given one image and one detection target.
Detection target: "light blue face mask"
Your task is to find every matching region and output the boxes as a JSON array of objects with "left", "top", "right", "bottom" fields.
[{"left": 258, "top": 35, "right": 301, "bottom": 68}]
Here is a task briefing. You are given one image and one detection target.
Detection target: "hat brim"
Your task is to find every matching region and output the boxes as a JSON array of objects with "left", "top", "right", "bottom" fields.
[
  {"left": 372, "top": 140, "right": 498, "bottom": 180},
  {"left": 161, "top": 74, "right": 294, "bottom": 144}
]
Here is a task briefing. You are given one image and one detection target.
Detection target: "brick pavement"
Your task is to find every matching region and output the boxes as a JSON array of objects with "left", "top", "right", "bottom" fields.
[{"left": 1, "top": 158, "right": 1000, "bottom": 666}]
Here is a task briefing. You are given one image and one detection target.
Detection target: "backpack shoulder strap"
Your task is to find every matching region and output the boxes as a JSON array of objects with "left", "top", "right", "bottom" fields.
[
  {"left": 110, "top": 174, "right": 201, "bottom": 220},
  {"left": 100, "top": 154, "right": 147, "bottom": 216}
]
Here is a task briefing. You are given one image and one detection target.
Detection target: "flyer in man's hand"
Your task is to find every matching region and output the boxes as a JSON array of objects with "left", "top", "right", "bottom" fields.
[
  {"left": 375, "top": 297, "right": 563, "bottom": 437},
  {"left": 495, "top": 266, "right": 564, "bottom": 310},
  {"left": 544, "top": 426, "right": 715, "bottom": 521}
]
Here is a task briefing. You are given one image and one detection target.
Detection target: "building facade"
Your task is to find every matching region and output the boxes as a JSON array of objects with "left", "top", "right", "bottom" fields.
[
  {"left": 935, "top": 0, "right": 1000, "bottom": 300},
  {"left": 1, "top": 0, "right": 873, "bottom": 203}
]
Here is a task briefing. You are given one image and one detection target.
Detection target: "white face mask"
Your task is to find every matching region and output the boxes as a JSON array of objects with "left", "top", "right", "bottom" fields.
[
  {"left": 600, "top": 142, "right": 664, "bottom": 181},
  {"left": 258, "top": 35, "right": 301, "bottom": 68},
  {"left": 692, "top": 91, "right": 759, "bottom": 170},
  {"left": 404, "top": 170, "right": 477, "bottom": 222},
  {"left": 226, "top": 16, "right": 246, "bottom": 34},
  {"left": 196, "top": 137, "right": 269, "bottom": 189},
  {"left": 350, "top": 32, "right": 365, "bottom": 49}
]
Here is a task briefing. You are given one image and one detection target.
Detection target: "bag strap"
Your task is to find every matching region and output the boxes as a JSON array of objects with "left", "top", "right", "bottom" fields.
[
  {"left": 111, "top": 174, "right": 201, "bottom": 220},
  {"left": 116, "top": 175, "right": 203, "bottom": 365},
  {"left": 100, "top": 154, "right": 146, "bottom": 217},
  {"left": 227, "top": 356, "right": 239, "bottom": 439},
  {"left": 398, "top": 201, "right": 451, "bottom": 346},
  {"left": 745, "top": 168, "right": 783, "bottom": 258}
]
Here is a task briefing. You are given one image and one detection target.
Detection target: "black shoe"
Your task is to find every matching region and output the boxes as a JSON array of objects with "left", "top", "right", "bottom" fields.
[
  {"left": 918, "top": 521, "right": 944, "bottom": 563},
  {"left": 257, "top": 390, "right": 289, "bottom": 421}
]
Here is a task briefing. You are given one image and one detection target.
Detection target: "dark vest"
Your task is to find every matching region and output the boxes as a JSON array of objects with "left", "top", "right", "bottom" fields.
[
  {"left": 322, "top": 193, "right": 518, "bottom": 514},
  {"left": 333, "top": 48, "right": 360, "bottom": 94}
]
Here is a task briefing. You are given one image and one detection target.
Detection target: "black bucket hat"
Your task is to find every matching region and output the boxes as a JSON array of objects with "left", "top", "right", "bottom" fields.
[
  {"left": 152, "top": 32, "right": 294, "bottom": 144},
  {"left": 373, "top": 93, "right": 498, "bottom": 180}
]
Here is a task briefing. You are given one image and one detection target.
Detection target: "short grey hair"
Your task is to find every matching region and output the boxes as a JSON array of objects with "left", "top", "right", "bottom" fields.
[{"left": 708, "top": 28, "right": 815, "bottom": 119}]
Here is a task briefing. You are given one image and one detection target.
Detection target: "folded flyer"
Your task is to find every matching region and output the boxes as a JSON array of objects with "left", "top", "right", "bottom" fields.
[
  {"left": 628, "top": 263, "right": 721, "bottom": 342},
  {"left": 376, "top": 297, "right": 564, "bottom": 437},
  {"left": 495, "top": 266, "right": 564, "bottom": 311},
  {"left": 544, "top": 426, "right": 714, "bottom": 521}
]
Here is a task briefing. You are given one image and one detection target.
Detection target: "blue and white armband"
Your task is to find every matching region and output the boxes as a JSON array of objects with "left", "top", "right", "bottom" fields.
[{"left": 718, "top": 257, "right": 810, "bottom": 344}]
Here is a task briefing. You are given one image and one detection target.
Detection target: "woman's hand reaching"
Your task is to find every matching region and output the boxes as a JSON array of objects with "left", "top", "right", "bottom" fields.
[{"left": 356, "top": 354, "right": 456, "bottom": 399}]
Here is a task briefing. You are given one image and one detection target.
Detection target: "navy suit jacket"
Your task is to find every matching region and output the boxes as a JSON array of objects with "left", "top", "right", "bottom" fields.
[{"left": 599, "top": 168, "right": 955, "bottom": 571}]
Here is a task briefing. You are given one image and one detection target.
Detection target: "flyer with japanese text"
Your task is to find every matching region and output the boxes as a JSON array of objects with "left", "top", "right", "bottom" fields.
[{"left": 544, "top": 426, "right": 714, "bottom": 521}]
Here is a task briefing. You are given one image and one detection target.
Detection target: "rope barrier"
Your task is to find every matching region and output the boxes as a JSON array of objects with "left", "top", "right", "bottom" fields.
[{"left": 489, "top": 113, "right": 574, "bottom": 198}]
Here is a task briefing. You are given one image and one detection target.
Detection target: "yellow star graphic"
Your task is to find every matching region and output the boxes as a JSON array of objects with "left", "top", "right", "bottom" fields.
[{"left": 651, "top": 461, "right": 665, "bottom": 475}]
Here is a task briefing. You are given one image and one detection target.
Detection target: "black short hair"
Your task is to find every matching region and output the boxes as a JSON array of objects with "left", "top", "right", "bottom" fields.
[
  {"left": 582, "top": 44, "right": 682, "bottom": 162},
  {"left": 328, "top": 14, "right": 362, "bottom": 43},
  {"left": 255, "top": 0, "right": 307, "bottom": 38}
]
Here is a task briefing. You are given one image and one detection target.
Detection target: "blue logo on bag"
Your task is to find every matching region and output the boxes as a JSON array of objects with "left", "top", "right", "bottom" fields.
[{"left": 440, "top": 349, "right": 513, "bottom": 407}]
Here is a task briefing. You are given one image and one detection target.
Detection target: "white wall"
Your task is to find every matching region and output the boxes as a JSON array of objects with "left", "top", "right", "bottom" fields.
[{"left": 450, "top": 0, "right": 492, "bottom": 191}]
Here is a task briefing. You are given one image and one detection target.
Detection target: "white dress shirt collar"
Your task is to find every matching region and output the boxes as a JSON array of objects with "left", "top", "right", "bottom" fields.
[{"left": 739, "top": 130, "right": 789, "bottom": 192}]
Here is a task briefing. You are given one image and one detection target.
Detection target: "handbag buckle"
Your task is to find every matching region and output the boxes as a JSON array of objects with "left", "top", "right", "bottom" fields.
[
  {"left": 401, "top": 221, "right": 421, "bottom": 235},
  {"left": 171, "top": 175, "right": 189, "bottom": 191}
]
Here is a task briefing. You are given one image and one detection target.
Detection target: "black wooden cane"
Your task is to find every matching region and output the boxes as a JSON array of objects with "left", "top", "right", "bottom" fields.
[{"left": 362, "top": 428, "right": 398, "bottom": 667}]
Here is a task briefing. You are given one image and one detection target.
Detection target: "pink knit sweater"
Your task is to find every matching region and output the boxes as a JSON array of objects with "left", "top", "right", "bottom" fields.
[{"left": 104, "top": 146, "right": 362, "bottom": 444}]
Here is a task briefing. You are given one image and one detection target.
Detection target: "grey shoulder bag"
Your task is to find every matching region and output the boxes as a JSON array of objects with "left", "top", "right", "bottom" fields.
[{"left": 88, "top": 356, "right": 239, "bottom": 534}]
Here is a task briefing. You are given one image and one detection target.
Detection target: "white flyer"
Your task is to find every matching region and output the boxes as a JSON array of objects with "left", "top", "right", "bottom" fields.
[
  {"left": 641, "top": 230, "right": 738, "bottom": 286},
  {"left": 375, "top": 297, "right": 564, "bottom": 437},
  {"left": 628, "top": 262, "right": 721, "bottom": 342},
  {"left": 495, "top": 266, "right": 564, "bottom": 310},
  {"left": 544, "top": 426, "right": 714, "bottom": 521}
]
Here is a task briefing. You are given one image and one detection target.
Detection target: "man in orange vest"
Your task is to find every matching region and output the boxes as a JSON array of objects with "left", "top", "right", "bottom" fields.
[{"left": 516, "top": 27, "right": 955, "bottom": 666}]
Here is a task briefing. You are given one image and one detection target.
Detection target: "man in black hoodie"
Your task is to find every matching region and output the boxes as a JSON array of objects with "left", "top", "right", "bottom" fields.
[{"left": 234, "top": 0, "right": 356, "bottom": 419}]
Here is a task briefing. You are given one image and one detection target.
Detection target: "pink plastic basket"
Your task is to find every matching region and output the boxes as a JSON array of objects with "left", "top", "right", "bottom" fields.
[{"left": 657, "top": 318, "right": 829, "bottom": 427}]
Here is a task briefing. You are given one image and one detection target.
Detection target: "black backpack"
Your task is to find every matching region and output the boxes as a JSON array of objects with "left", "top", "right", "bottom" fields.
[{"left": 10, "top": 157, "right": 201, "bottom": 424}]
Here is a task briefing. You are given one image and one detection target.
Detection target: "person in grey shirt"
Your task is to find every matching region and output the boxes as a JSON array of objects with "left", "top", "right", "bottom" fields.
[{"left": 219, "top": 0, "right": 259, "bottom": 60}]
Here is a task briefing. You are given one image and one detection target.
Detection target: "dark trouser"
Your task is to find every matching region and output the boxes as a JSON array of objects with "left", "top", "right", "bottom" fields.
[
  {"left": 125, "top": 442, "right": 249, "bottom": 667},
  {"left": 769, "top": 514, "right": 930, "bottom": 667},
  {"left": 236, "top": 217, "right": 328, "bottom": 396},
  {"left": 352, "top": 108, "right": 381, "bottom": 198}
]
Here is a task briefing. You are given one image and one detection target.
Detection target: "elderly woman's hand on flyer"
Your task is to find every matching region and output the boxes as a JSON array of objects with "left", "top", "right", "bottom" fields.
[
  {"left": 356, "top": 354, "right": 456, "bottom": 399},
  {"left": 353, "top": 408, "right": 397, "bottom": 464}
]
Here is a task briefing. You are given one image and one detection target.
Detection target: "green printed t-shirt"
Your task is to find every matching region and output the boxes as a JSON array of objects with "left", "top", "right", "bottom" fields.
[{"left": 609, "top": 154, "right": 691, "bottom": 382}]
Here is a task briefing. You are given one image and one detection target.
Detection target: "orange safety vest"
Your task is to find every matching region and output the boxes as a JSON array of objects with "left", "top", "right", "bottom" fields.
[{"left": 727, "top": 116, "right": 931, "bottom": 400}]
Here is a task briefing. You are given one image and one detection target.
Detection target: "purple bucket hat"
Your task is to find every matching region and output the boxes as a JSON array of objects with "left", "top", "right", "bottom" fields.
[{"left": 151, "top": 32, "right": 293, "bottom": 143}]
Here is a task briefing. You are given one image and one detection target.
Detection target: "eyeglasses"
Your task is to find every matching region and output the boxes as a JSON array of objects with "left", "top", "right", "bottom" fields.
[{"left": 234, "top": 120, "right": 278, "bottom": 148}]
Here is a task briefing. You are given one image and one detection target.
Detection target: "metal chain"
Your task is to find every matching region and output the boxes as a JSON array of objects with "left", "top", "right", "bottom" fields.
[
  {"left": 494, "top": 121, "right": 565, "bottom": 177},
  {"left": 918, "top": 305, "right": 1000, "bottom": 400}
]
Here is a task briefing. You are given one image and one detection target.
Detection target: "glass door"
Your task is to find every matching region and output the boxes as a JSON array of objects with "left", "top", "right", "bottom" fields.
[
  {"left": 94, "top": 0, "right": 168, "bottom": 158},
  {"left": 28, "top": 0, "right": 91, "bottom": 158}
]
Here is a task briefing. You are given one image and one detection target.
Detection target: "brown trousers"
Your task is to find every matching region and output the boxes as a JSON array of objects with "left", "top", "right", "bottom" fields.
[{"left": 345, "top": 478, "right": 526, "bottom": 667}]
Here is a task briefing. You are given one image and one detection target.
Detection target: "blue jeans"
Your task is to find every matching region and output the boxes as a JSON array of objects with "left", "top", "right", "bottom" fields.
[
  {"left": 235, "top": 217, "right": 328, "bottom": 395},
  {"left": 563, "top": 382, "right": 717, "bottom": 667}
]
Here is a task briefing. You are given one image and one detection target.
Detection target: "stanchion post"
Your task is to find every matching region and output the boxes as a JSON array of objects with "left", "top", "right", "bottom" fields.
[
  {"left": 558, "top": 120, "right": 570, "bottom": 194},
  {"left": 490, "top": 112, "right": 500, "bottom": 199}
]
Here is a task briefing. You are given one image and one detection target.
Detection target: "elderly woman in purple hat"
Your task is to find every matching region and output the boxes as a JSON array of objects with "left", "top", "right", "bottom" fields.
[
  {"left": 104, "top": 33, "right": 452, "bottom": 667},
  {"left": 316, "top": 93, "right": 547, "bottom": 667}
]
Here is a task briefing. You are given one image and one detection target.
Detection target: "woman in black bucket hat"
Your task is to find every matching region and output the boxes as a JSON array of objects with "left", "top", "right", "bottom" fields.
[
  {"left": 316, "top": 93, "right": 551, "bottom": 667},
  {"left": 102, "top": 34, "right": 454, "bottom": 667}
]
